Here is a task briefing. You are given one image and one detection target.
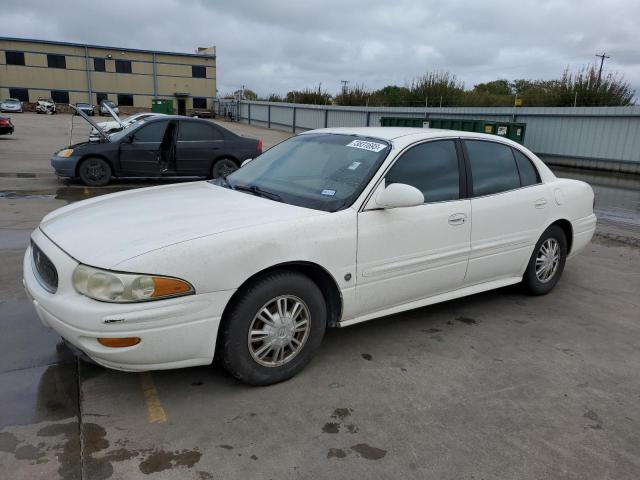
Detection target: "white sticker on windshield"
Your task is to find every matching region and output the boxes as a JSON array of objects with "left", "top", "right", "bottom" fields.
[
  {"left": 321, "top": 189, "right": 336, "bottom": 196},
  {"left": 346, "top": 139, "right": 386, "bottom": 153},
  {"left": 347, "top": 161, "right": 361, "bottom": 170}
]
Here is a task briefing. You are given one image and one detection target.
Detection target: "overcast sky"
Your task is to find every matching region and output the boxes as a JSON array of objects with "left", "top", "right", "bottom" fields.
[{"left": 3, "top": 0, "right": 639, "bottom": 97}]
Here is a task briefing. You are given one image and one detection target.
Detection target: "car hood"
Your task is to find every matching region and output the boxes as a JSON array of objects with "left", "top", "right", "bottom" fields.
[{"left": 39, "top": 181, "right": 324, "bottom": 268}]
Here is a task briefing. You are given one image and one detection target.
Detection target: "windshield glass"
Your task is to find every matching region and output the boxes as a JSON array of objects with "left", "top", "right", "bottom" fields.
[
  {"left": 219, "top": 133, "right": 391, "bottom": 212},
  {"left": 77, "top": 103, "right": 91, "bottom": 107}
]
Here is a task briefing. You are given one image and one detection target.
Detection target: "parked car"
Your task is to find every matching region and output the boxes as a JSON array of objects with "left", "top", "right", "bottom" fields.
[
  {"left": 89, "top": 112, "right": 165, "bottom": 142},
  {"left": 0, "top": 98, "right": 23, "bottom": 113},
  {"left": 52, "top": 106, "right": 262, "bottom": 185},
  {"left": 35, "top": 97, "right": 56, "bottom": 114},
  {"left": 0, "top": 115, "right": 14, "bottom": 135},
  {"left": 99, "top": 100, "right": 119, "bottom": 116},
  {"left": 74, "top": 103, "right": 95, "bottom": 116},
  {"left": 26, "top": 127, "right": 596, "bottom": 385}
]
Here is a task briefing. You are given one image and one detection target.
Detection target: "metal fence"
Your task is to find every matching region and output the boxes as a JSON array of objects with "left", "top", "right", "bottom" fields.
[{"left": 213, "top": 100, "right": 640, "bottom": 173}]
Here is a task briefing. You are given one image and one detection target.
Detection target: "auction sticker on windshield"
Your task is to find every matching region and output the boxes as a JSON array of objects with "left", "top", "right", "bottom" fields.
[{"left": 346, "top": 139, "right": 387, "bottom": 152}]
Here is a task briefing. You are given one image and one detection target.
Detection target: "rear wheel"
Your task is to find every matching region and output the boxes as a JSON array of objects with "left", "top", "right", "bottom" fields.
[
  {"left": 219, "top": 271, "right": 327, "bottom": 385},
  {"left": 523, "top": 225, "right": 567, "bottom": 295},
  {"left": 78, "top": 157, "right": 111, "bottom": 186},
  {"left": 210, "top": 158, "right": 238, "bottom": 178}
]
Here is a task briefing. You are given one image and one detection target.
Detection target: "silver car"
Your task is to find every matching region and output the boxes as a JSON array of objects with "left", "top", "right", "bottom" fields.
[
  {"left": 99, "top": 100, "right": 119, "bottom": 116},
  {"left": 0, "top": 98, "right": 23, "bottom": 113}
]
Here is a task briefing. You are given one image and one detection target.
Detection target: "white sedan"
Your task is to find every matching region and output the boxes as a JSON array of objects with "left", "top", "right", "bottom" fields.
[
  {"left": 23, "top": 128, "right": 596, "bottom": 385},
  {"left": 89, "top": 112, "right": 165, "bottom": 141}
]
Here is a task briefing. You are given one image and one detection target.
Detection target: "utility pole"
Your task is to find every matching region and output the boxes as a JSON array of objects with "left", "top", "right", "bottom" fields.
[
  {"left": 595, "top": 52, "right": 610, "bottom": 84},
  {"left": 340, "top": 80, "right": 349, "bottom": 93}
]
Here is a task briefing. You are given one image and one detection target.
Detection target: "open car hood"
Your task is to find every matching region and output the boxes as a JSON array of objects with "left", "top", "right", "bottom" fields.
[
  {"left": 100, "top": 101, "right": 124, "bottom": 127},
  {"left": 69, "top": 104, "right": 110, "bottom": 142}
]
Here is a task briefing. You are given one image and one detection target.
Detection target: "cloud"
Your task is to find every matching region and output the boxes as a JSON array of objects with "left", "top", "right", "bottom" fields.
[{"left": 2, "top": 0, "right": 638, "bottom": 96}]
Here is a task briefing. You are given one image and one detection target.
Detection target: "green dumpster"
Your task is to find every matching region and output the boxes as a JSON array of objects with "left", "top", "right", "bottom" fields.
[
  {"left": 380, "top": 117, "right": 526, "bottom": 144},
  {"left": 151, "top": 99, "right": 174, "bottom": 114}
]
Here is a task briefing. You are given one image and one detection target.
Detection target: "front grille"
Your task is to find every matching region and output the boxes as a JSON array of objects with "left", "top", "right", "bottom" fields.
[{"left": 31, "top": 241, "right": 58, "bottom": 293}]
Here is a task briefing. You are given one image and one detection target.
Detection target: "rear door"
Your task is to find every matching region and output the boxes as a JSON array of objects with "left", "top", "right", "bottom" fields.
[
  {"left": 175, "top": 120, "right": 225, "bottom": 175},
  {"left": 462, "top": 139, "right": 551, "bottom": 285},
  {"left": 118, "top": 120, "right": 168, "bottom": 175}
]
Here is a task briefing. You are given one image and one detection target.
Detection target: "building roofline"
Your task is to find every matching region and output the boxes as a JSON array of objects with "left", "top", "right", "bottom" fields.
[{"left": 0, "top": 36, "right": 216, "bottom": 59}]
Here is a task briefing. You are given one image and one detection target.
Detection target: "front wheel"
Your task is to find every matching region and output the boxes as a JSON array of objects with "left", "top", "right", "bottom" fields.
[
  {"left": 210, "top": 158, "right": 238, "bottom": 178},
  {"left": 78, "top": 157, "right": 112, "bottom": 186},
  {"left": 523, "top": 225, "right": 567, "bottom": 295},
  {"left": 219, "top": 271, "right": 327, "bottom": 385}
]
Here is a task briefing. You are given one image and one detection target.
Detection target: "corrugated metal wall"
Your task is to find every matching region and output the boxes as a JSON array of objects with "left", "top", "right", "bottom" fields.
[{"left": 218, "top": 100, "right": 640, "bottom": 171}]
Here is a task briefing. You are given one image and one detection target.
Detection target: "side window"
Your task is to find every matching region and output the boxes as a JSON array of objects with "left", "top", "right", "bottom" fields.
[
  {"left": 512, "top": 149, "right": 540, "bottom": 187},
  {"left": 465, "top": 140, "right": 520, "bottom": 196},
  {"left": 178, "top": 121, "right": 222, "bottom": 141},
  {"left": 385, "top": 140, "right": 460, "bottom": 203},
  {"left": 133, "top": 121, "right": 168, "bottom": 142}
]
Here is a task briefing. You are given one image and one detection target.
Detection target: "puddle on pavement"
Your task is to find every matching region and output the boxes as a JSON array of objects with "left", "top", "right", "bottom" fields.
[{"left": 552, "top": 167, "right": 640, "bottom": 226}]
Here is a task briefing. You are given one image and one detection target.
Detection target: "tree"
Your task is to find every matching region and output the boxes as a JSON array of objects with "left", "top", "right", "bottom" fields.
[{"left": 285, "top": 88, "right": 331, "bottom": 105}]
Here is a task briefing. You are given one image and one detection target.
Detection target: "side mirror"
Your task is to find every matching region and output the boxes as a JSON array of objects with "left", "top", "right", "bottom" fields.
[
  {"left": 241, "top": 158, "right": 253, "bottom": 167},
  {"left": 375, "top": 183, "right": 424, "bottom": 209}
]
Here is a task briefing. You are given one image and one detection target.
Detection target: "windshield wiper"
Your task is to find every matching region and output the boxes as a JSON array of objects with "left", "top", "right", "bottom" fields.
[{"left": 233, "top": 184, "right": 282, "bottom": 202}]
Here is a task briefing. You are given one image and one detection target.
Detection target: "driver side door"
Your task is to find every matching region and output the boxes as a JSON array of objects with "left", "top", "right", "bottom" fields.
[
  {"left": 118, "top": 120, "right": 168, "bottom": 175},
  {"left": 355, "top": 140, "right": 471, "bottom": 316}
]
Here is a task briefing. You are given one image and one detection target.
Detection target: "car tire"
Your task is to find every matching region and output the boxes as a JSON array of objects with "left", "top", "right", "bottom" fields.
[
  {"left": 78, "top": 157, "right": 112, "bottom": 187},
  {"left": 219, "top": 271, "right": 327, "bottom": 386},
  {"left": 210, "top": 158, "right": 238, "bottom": 178},
  {"left": 523, "top": 225, "right": 567, "bottom": 295}
]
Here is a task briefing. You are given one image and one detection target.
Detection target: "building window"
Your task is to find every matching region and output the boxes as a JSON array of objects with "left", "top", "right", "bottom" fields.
[
  {"left": 192, "top": 97, "right": 207, "bottom": 109},
  {"left": 94, "top": 58, "right": 106, "bottom": 72},
  {"left": 192, "top": 65, "right": 206, "bottom": 78},
  {"left": 96, "top": 92, "right": 109, "bottom": 106},
  {"left": 117, "top": 94, "right": 134, "bottom": 106},
  {"left": 51, "top": 90, "right": 70, "bottom": 104},
  {"left": 9, "top": 88, "right": 29, "bottom": 102},
  {"left": 5, "top": 51, "right": 25, "bottom": 66},
  {"left": 47, "top": 54, "right": 66, "bottom": 69},
  {"left": 115, "top": 60, "right": 132, "bottom": 74}
]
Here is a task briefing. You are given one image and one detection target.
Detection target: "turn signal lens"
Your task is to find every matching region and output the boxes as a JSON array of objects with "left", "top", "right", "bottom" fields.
[
  {"left": 151, "top": 277, "right": 193, "bottom": 298},
  {"left": 58, "top": 148, "right": 74, "bottom": 157},
  {"left": 98, "top": 337, "right": 141, "bottom": 348}
]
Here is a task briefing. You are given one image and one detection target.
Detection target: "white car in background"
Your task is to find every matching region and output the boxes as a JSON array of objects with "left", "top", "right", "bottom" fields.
[
  {"left": 24, "top": 128, "right": 596, "bottom": 385},
  {"left": 89, "top": 112, "right": 166, "bottom": 141},
  {"left": 1, "top": 98, "right": 23, "bottom": 113},
  {"left": 99, "top": 100, "right": 119, "bottom": 116}
]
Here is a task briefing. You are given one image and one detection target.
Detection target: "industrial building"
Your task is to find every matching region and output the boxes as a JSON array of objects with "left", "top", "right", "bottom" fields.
[{"left": 0, "top": 37, "right": 216, "bottom": 114}]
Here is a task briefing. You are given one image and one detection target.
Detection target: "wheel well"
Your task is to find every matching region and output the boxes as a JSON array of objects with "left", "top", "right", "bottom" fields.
[
  {"left": 220, "top": 262, "right": 343, "bottom": 332},
  {"left": 213, "top": 155, "right": 239, "bottom": 166},
  {"left": 75, "top": 155, "right": 113, "bottom": 177},
  {"left": 551, "top": 219, "right": 573, "bottom": 254}
]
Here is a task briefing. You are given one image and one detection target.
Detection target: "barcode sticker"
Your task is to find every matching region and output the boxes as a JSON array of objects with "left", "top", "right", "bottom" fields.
[{"left": 346, "top": 140, "right": 386, "bottom": 152}]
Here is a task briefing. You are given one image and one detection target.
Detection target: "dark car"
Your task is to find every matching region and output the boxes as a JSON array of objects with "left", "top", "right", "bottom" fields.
[
  {"left": 0, "top": 115, "right": 14, "bottom": 135},
  {"left": 74, "top": 103, "right": 95, "bottom": 116},
  {"left": 51, "top": 111, "right": 262, "bottom": 186}
]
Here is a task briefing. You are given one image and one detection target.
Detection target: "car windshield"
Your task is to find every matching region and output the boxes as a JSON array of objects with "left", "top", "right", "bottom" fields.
[
  {"left": 103, "top": 101, "right": 115, "bottom": 106},
  {"left": 5, "top": 99, "right": 20, "bottom": 103},
  {"left": 219, "top": 133, "right": 391, "bottom": 212},
  {"left": 77, "top": 103, "right": 90, "bottom": 107}
]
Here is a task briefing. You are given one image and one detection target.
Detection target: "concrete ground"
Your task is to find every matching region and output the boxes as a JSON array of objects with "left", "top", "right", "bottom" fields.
[{"left": 1, "top": 113, "right": 639, "bottom": 479}]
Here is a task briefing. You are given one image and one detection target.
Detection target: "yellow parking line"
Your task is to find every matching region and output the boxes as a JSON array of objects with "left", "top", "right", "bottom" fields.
[{"left": 140, "top": 372, "right": 167, "bottom": 423}]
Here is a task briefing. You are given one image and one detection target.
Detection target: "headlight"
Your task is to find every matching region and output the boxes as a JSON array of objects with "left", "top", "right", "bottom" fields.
[
  {"left": 58, "top": 149, "right": 74, "bottom": 157},
  {"left": 72, "top": 264, "right": 194, "bottom": 303}
]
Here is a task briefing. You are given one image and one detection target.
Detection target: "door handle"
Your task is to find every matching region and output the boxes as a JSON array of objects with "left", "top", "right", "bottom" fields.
[
  {"left": 448, "top": 213, "right": 467, "bottom": 226},
  {"left": 534, "top": 199, "right": 547, "bottom": 209}
]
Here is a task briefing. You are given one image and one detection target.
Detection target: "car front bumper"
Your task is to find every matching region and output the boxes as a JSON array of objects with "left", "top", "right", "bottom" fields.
[
  {"left": 0, "top": 125, "right": 13, "bottom": 135},
  {"left": 50, "top": 155, "right": 80, "bottom": 177},
  {"left": 23, "top": 228, "right": 234, "bottom": 371}
]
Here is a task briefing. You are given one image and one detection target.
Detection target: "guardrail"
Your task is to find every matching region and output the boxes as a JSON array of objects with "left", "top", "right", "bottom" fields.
[{"left": 213, "top": 100, "right": 640, "bottom": 173}]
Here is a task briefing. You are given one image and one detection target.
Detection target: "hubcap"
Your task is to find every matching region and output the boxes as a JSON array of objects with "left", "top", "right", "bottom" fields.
[
  {"left": 535, "top": 238, "right": 560, "bottom": 283},
  {"left": 85, "top": 161, "right": 105, "bottom": 181},
  {"left": 214, "top": 160, "right": 237, "bottom": 178},
  {"left": 248, "top": 295, "right": 310, "bottom": 367}
]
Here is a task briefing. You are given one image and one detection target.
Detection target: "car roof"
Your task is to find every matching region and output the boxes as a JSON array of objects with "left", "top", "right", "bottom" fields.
[{"left": 301, "top": 126, "right": 525, "bottom": 148}]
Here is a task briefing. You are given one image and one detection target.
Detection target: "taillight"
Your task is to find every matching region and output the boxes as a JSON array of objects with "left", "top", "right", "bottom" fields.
[
  {"left": 257, "top": 138, "right": 263, "bottom": 154},
  {"left": 0, "top": 119, "right": 8, "bottom": 126}
]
